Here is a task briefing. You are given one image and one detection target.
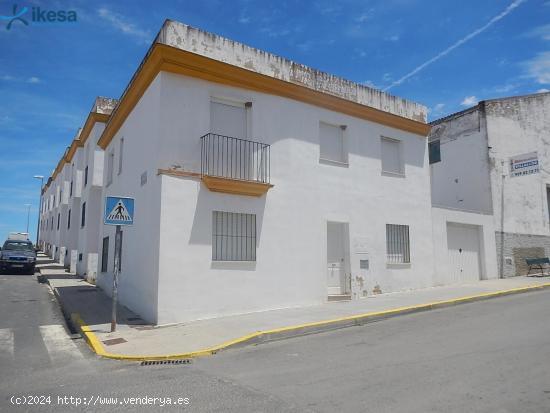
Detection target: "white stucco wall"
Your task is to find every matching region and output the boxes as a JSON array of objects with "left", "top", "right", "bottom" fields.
[
  {"left": 97, "top": 75, "right": 163, "bottom": 324},
  {"left": 76, "top": 123, "right": 106, "bottom": 278},
  {"left": 485, "top": 94, "right": 550, "bottom": 236},
  {"left": 429, "top": 108, "right": 493, "bottom": 214},
  {"left": 431, "top": 206, "right": 498, "bottom": 285},
  {"left": 154, "top": 72, "right": 435, "bottom": 324}
]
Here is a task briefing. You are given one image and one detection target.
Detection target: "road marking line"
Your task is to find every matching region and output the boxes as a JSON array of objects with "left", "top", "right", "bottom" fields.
[
  {"left": 0, "top": 328, "right": 14, "bottom": 357},
  {"left": 39, "top": 325, "right": 85, "bottom": 364}
]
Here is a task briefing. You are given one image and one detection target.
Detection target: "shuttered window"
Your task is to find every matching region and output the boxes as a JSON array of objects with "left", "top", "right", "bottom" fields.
[
  {"left": 386, "top": 224, "right": 410, "bottom": 264},
  {"left": 429, "top": 140, "right": 441, "bottom": 164},
  {"left": 81, "top": 202, "right": 86, "bottom": 228},
  {"left": 381, "top": 137, "right": 404, "bottom": 175},
  {"left": 319, "top": 122, "right": 346, "bottom": 164},
  {"left": 212, "top": 211, "right": 256, "bottom": 261}
]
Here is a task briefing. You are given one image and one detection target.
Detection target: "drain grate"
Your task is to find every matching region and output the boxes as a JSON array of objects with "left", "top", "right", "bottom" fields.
[
  {"left": 102, "top": 338, "right": 127, "bottom": 346},
  {"left": 141, "top": 359, "right": 191, "bottom": 366}
]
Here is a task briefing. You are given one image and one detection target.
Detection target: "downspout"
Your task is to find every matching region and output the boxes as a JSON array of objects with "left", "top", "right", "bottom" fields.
[{"left": 500, "top": 160, "right": 505, "bottom": 279}]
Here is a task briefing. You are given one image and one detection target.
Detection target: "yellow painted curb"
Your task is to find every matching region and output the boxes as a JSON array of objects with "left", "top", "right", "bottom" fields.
[{"left": 71, "top": 282, "right": 550, "bottom": 362}]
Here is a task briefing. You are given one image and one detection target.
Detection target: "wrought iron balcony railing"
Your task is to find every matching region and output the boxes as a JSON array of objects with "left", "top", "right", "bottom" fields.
[{"left": 200, "top": 133, "right": 271, "bottom": 184}]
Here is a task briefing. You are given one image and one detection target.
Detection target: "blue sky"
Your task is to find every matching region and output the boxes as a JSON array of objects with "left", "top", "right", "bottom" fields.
[{"left": 0, "top": 0, "right": 549, "bottom": 242}]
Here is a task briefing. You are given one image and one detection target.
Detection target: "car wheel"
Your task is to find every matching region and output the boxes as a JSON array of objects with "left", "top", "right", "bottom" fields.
[{"left": 28, "top": 266, "right": 36, "bottom": 275}]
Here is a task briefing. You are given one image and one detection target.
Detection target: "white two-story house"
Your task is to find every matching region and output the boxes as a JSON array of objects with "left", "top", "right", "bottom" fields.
[{"left": 93, "top": 20, "right": 435, "bottom": 324}]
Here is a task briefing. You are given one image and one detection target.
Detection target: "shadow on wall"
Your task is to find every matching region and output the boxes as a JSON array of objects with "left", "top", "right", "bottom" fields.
[{"left": 188, "top": 184, "right": 267, "bottom": 271}]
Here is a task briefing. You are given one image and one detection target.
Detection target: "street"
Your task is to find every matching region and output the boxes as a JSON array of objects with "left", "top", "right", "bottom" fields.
[{"left": 1, "top": 271, "right": 549, "bottom": 412}]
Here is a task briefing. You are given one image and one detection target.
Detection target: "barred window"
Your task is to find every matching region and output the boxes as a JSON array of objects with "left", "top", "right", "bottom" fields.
[
  {"left": 386, "top": 224, "right": 410, "bottom": 264},
  {"left": 212, "top": 211, "right": 256, "bottom": 261}
]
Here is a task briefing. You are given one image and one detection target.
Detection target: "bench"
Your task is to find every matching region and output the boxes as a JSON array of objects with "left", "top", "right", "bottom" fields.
[{"left": 525, "top": 257, "right": 550, "bottom": 276}]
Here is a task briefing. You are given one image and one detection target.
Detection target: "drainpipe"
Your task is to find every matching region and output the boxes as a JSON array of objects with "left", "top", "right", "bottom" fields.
[{"left": 500, "top": 160, "right": 505, "bottom": 279}]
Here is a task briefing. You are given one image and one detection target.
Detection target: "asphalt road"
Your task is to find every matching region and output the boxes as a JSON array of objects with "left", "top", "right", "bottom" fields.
[{"left": 1, "top": 270, "right": 549, "bottom": 412}]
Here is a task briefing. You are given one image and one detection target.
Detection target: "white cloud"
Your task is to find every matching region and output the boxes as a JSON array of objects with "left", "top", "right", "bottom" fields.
[
  {"left": 461, "top": 96, "right": 478, "bottom": 106},
  {"left": 525, "top": 24, "right": 550, "bottom": 41},
  {"left": 362, "top": 80, "right": 380, "bottom": 89},
  {"left": 27, "top": 77, "right": 40, "bottom": 84},
  {"left": 386, "top": 35, "right": 400, "bottom": 42},
  {"left": 384, "top": 0, "right": 526, "bottom": 91},
  {"left": 493, "top": 83, "right": 518, "bottom": 93},
  {"left": 238, "top": 9, "right": 250, "bottom": 24},
  {"left": 537, "top": 88, "right": 550, "bottom": 93},
  {"left": 260, "top": 27, "right": 291, "bottom": 38},
  {"left": 432, "top": 103, "right": 445, "bottom": 113},
  {"left": 1, "top": 75, "right": 14, "bottom": 81},
  {"left": 355, "top": 9, "right": 375, "bottom": 23},
  {"left": 523, "top": 51, "right": 550, "bottom": 84},
  {"left": 97, "top": 7, "right": 151, "bottom": 44}
]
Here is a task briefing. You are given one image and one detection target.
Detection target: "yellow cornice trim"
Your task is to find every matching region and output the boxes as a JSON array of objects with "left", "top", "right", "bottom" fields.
[
  {"left": 79, "top": 112, "right": 110, "bottom": 148},
  {"left": 48, "top": 111, "right": 110, "bottom": 186},
  {"left": 98, "top": 44, "right": 430, "bottom": 150}
]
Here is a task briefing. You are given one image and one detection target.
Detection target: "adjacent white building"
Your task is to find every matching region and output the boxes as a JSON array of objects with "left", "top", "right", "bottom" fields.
[
  {"left": 40, "top": 97, "right": 117, "bottom": 282},
  {"left": 429, "top": 92, "right": 550, "bottom": 279}
]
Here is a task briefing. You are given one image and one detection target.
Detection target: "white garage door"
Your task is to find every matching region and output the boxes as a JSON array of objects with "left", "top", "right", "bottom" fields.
[{"left": 446, "top": 223, "right": 482, "bottom": 284}]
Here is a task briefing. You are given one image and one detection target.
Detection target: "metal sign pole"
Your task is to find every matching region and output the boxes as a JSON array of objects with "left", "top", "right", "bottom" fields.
[{"left": 111, "top": 224, "right": 122, "bottom": 332}]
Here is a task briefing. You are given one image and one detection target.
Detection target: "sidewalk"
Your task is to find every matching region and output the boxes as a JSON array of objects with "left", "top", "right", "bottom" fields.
[{"left": 38, "top": 255, "right": 550, "bottom": 361}]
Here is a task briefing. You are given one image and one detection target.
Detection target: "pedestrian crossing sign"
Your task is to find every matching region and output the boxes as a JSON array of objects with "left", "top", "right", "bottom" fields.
[{"left": 104, "top": 196, "right": 134, "bottom": 226}]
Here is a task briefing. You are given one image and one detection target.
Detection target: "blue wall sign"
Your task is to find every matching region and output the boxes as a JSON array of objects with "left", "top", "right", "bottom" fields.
[{"left": 104, "top": 196, "right": 134, "bottom": 226}]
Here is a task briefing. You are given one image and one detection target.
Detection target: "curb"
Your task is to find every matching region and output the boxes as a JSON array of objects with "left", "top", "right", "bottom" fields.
[
  {"left": 44, "top": 276, "right": 80, "bottom": 335},
  {"left": 69, "top": 281, "right": 550, "bottom": 362}
]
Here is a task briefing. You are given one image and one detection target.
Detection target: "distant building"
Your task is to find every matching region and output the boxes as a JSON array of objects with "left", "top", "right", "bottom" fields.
[{"left": 430, "top": 92, "right": 550, "bottom": 278}]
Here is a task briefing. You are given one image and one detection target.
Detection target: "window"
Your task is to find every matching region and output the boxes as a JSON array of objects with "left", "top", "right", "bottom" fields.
[
  {"left": 84, "top": 166, "right": 88, "bottom": 187},
  {"left": 67, "top": 209, "right": 71, "bottom": 229},
  {"left": 212, "top": 211, "right": 256, "bottom": 261},
  {"left": 381, "top": 137, "right": 404, "bottom": 175},
  {"left": 319, "top": 122, "right": 347, "bottom": 164},
  {"left": 101, "top": 236, "right": 109, "bottom": 272},
  {"left": 118, "top": 138, "right": 124, "bottom": 175},
  {"left": 81, "top": 202, "right": 86, "bottom": 228},
  {"left": 57, "top": 213, "right": 60, "bottom": 230},
  {"left": 429, "top": 140, "right": 441, "bottom": 164},
  {"left": 386, "top": 224, "right": 410, "bottom": 264},
  {"left": 107, "top": 150, "right": 114, "bottom": 185}
]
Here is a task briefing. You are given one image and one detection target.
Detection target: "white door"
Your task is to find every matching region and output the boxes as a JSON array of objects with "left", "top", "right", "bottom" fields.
[
  {"left": 327, "top": 261, "right": 343, "bottom": 295},
  {"left": 447, "top": 223, "right": 481, "bottom": 284},
  {"left": 327, "top": 222, "right": 348, "bottom": 295}
]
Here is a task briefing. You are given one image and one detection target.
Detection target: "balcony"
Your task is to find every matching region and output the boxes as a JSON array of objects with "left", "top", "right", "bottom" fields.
[{"left": 200, "top": 133, "right": 273, "bottom": 197}]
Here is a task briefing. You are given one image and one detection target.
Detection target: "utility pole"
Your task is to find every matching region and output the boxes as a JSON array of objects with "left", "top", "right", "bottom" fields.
[
  {"left": 33, "top": 175, "right": 44, "bottom": 248},
  {"left": 111, "top": 225, "right": 122, "bottom": 332},
  {"left": 25, "top": 204, "right": 31, "bottom": 234},
  {"left": 104, "top": 196, "right": 134, "bottom": 333}
]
